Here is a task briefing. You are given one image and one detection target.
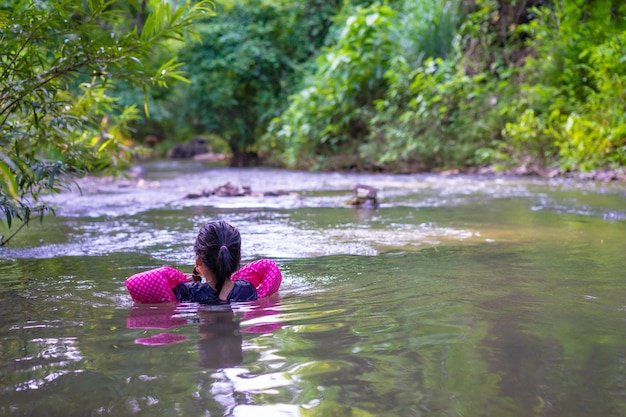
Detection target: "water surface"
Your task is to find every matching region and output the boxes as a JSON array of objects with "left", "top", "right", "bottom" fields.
[{"left": 1, "top": 161, "right": 625, "bottom": 417}]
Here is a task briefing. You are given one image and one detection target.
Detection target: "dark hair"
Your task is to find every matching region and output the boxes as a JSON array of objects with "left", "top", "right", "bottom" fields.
[{"left": 194, "top": 221, "right": 241, "bottom": 299}]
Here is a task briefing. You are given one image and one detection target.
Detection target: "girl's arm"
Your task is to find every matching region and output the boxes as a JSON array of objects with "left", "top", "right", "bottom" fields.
[
  {"left": 125, "top": 266, "right": 190, "bottom": 304},
  {"left": 232, "top": 259, "right": 282, "bottom": 297}
]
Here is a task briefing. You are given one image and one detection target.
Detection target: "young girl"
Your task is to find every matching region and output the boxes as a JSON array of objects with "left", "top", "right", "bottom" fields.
[{"left": 125, "top": 221, "right": 281, "bottom": 304}]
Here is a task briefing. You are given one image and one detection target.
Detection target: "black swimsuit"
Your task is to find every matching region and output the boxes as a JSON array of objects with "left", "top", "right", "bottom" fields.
[{"left": 172, "top": 280, "right": 257, "bottom": 303}]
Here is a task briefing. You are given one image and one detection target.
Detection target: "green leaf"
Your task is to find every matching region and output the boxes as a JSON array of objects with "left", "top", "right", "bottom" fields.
[
  {"left": 49, "top": 168, "right": 56, "bottom": 188},
  {"left": 143, "top": 85, "right": 150, "bottom": 118},
  {"left": 5, "top": 209, "right": 12, "bottom": 229},
  {"left": 141, "top": 13, "right": 157, "bottom": 40},
  {"left": 97, "top": 139, "right": 113, "bottom": 154},
  {"left": 0, "top": 160, "right": 19, "bottom": 201},
  {"left": 166, "top": 72, "right": 191, "bottom": 83},
  {"left": 0, "top": 0, "right": 212, "bottom": 239}
]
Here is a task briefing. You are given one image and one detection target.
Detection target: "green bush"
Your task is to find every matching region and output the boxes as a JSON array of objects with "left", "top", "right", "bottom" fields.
[
  {"left": 0, "top": 0, "right": 212, "bottom": 243},
  {"left": 369, "top": 55, "right": 508, "bottom": 171},
  {"left": 265, "top": 4, "right": 398, "bottom": 169},
  {"left": 146, "top": 0, "right": 347, "bottom": 165},
  {"left": 502, "top": 0, "right": 626, "bottom": 172},
  {"left": 266, "top": 0, "right": 464, "bottom": 170}
]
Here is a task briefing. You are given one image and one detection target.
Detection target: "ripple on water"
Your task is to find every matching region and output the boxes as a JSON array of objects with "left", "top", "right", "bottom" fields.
[
  {"left": 10, "top": 166, "right": 625, "bottom": 261},
  {"left": 0, "top": 214, "right": 483, "bottom": 260}
]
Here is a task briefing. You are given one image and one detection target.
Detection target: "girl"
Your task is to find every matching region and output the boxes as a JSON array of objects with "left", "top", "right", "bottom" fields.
[{"left": 125, "top": 221, "right": 281, "bottom": 304}]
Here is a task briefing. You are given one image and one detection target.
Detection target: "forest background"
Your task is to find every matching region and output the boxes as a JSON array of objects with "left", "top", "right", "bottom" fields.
[
  {"left": 1, "top": 0, "right": 625, "bottom": 242},
  {"left": 151, "top": 0, "right": 626, "bottom": 176}
]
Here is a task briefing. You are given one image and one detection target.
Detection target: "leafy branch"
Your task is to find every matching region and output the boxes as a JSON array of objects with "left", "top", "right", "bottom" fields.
[{"left": 0, "top": 0, "right": 215, "bottom": 245}]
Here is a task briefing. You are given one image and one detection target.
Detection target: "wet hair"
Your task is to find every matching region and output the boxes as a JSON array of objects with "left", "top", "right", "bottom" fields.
[{"left": 194, "top": 221, "right": 241, "bottom": 300}]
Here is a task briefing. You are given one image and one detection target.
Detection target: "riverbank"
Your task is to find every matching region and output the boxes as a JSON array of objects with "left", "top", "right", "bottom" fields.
[
  {"left": 464, "top": 165, "right": 626, "bottom": 182},
  {"left": 154, "top": 152, "right": 626, "bottom": 183}
]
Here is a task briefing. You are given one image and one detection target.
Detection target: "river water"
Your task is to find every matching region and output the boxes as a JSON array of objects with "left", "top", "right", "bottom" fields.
[{"left": 1, "top": 160, "right": 626, "bottom": 417}]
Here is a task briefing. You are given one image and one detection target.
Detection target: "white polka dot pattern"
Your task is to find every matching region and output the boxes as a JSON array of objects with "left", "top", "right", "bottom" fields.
[
  {"left": 125, "top": 266, "right": 188, "bottom": 304},
  {"left": 232, "top": 259, "right": 282, "bottom": 298}
]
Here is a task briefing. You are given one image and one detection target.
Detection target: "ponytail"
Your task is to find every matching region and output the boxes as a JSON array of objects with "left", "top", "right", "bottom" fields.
[{"left": 214, "top": 245, "right": 231, "bottom": 298}]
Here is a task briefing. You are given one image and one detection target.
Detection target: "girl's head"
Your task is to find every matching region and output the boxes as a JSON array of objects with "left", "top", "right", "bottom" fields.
[{"left": 194, "top": 221, "right": 241, "bottom": 295}]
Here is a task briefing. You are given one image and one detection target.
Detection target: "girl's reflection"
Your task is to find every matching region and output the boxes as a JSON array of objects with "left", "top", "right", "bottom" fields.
[
  {"left": 126, "top": 296, "right": 282, "bottom": 368},
  {"left": 196, "top": 307, "right": 243, "bottom": 368},
  {"left": 126, "top": 304, "right": 189, "bottom": 345}
]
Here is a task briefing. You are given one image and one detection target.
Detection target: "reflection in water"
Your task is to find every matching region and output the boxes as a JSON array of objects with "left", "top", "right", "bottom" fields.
[
  {"left": 480, "top": 293, "right": 561, "bottom": 415},
  {"left": 126, "top": 298, "right": 284, "bottom": 364},
  {"left": 9, "top": 336, "right": 83, "bottom": 392},
  {"left": 126, "top": 305, "right": 189, "bottom": 345},
  {"left": 479, "top": 291, "right": 626, "bottom": 416},
  {"left": 124, "top": 298, "right": 288, "bottom": 416},
  {"left": 197, "top": 307, "right": 243, "bottom": 369}
]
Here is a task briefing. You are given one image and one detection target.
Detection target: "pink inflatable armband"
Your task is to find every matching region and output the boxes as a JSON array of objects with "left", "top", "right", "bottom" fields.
[
  {"left": 125, "top": 266, "right": 189, "bottom": 304},
  {"left": 125, "top": 260, "right": 282, "bottom": 304},
  {"left": 232, "top": 259, "right": 282, "bottom": 297}
]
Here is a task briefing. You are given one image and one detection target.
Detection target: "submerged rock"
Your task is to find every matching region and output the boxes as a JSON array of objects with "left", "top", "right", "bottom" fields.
[{"left": 347, "top": 184, "right": 379, "bottom": 208}]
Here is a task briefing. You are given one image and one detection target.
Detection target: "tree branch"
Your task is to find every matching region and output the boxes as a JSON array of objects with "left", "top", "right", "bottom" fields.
[{"left": 0, "top": 219, "right": 28, "bottom": 247}]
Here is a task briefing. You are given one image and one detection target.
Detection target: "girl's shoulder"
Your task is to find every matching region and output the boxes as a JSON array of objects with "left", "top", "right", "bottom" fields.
[
  {"left": 229, "top": 279, "right": 258, "bottom": 302},
  {"left": 173, "top": 281, "right": 216, "bottom": 303}
]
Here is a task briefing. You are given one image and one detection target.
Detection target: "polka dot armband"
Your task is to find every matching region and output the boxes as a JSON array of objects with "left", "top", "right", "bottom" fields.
[
  {"left": 125, "top": 260, "right": 282, "bottom": 304},
  {"left": 125, "top": 266, "right": 189, "bottom": 304},
  {"left": 232, "top": 259, "right": 282, "bottom": 297}
]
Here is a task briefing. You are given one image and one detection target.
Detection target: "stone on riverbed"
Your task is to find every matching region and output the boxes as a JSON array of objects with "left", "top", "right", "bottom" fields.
[
  {"left": 183, "top": 182, "right": 299, "bottom": 199},
  {"left": 347, "top": 184, "right": 379, "bottom": 208}
]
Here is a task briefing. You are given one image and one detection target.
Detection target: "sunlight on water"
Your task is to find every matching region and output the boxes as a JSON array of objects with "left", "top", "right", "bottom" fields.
[{"left": 7, "top": 165, "right": 617, "bottom": 260}]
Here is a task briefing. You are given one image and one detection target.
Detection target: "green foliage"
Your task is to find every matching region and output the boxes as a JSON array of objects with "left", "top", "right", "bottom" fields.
[
  {"left": 266, "top": 4, "right": 399, "bottom": 169},
  {"left": 503, "top": 0, "right": 626, "bottom": 172},
  {"left": 0, "top": 0, "right": 213, "bottom": 244},
  {"left": 368, "top": 57, "right": 508, "bottom": 171},
  {"left": 177, "top": 2, "right": 295, "bottom": 163},
  {"left": 265, "top": 0, "right": 464, "bottom": 170},
  {"left": 400, "top": 0, "right": 461, "bottom": 64},
  {"left": 263, "top": 0, "right": 625, "bottom": 173},
  {"left": 148, "top": 0, "right": 345, "bottom": 165}
]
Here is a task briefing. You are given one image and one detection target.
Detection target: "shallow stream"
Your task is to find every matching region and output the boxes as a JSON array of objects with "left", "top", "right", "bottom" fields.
[{"left": 1, "top": 161, "right": 626, "bottom": 417}]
